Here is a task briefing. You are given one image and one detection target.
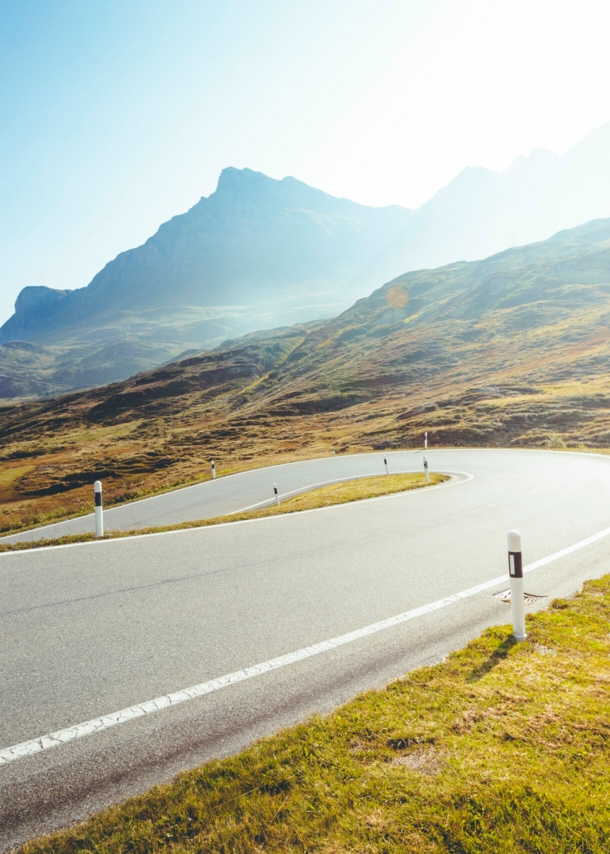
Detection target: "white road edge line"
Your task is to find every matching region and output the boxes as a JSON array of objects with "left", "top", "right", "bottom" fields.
[
  {"left": 229, "top": 469, "right": 469, "bottom": 515},
  {"left": 0, "top": 449, "right": 429, "bottom": 542},
  {"left": 3, "top": 521, "right": 610, "bottom": 768},
  {"left": 0, "top": 472, "right": 473, "bottom": 558}
]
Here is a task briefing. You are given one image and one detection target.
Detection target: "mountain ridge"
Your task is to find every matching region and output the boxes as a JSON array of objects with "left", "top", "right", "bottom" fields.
[{"left": 1, "top": 168, "right": 413, "bottom": 342}]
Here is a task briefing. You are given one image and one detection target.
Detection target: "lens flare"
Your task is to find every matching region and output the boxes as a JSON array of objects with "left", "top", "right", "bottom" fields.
[{"left": 385, "top": 286, "right": 407, "bottom": 309}]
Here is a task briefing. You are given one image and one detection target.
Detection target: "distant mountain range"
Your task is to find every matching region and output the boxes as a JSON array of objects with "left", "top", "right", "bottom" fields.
[
  {"left": 2, "top": 119, "right": 610, "bottom": 399},
  {"left": 1, "top": 167, "right": 413, "bottom": 343},
  {"left": 2, "top": 216, "right": 610, "bottom": 525}
]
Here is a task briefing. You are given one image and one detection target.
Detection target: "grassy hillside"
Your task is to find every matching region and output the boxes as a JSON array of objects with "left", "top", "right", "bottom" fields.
[
  {"left": 0, "top": 307, "right": 244, "bottom": 399},
  {"left": 1, "top": 218, "right": 610, "bottom": 535}
]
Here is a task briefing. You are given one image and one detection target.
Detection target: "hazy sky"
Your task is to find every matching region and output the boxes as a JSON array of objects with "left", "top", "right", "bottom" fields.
[{"left": 1, "top": 0, "right": 610, "bottom": 325}]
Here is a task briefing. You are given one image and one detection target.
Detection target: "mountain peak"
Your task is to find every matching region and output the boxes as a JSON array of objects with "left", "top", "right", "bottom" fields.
[
  {"left": 216, "top": 166, "right": 273, "bottom": 190},
  {"left": 0, "top": 168, "right": 414, "bottom": 350}
]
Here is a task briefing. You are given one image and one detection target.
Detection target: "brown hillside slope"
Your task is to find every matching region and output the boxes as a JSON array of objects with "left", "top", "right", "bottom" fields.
[{"left": 1, "top": 218, "right": 610, "bottom": 535}]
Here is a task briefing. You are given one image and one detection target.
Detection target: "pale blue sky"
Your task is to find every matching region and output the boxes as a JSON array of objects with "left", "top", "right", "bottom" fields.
[{"left": 1, "top": 0, "right": 610, "bottom": 324}]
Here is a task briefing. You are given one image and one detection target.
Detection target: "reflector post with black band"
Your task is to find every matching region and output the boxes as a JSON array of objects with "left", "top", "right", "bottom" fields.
[
  {"left": 423, "top": 456, "right": 429, "bottom": 483},
  {"left": 94, "top": 480, "right": 104, "bottom": 538},
  {"left": 211, "top": 459, "right": 216, "bottom": 480},
  {"left": 507, "top": 529, "right": 526, "bottom": 640},
  {"left": 384, "top": 457, "right": 389, "bottom": 475},
  {"left": 273, "top": 483, "right": 280, "bottom": 506},
  {"left": 424, "top": 431, "right": 428, "bottom": 450}
]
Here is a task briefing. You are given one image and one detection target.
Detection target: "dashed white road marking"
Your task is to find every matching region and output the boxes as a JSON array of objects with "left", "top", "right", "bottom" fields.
[{"left": 2, "top": 522, "right": 610, "bottom": 768}]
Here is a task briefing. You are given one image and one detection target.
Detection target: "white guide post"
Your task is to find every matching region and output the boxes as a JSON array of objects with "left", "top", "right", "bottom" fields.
[
  {"left": 273, "top": 483, "right": 280, "bottom": 506},
  {"left": 94, "top": 480, "right": 104, "bottom": 538},
  {"left": 508, "top": 530, "right": 526, "bottom": 640},
  {"left": 211, "top": 459, "right": 216, "bottom": 480},
  {"left": 423, "top": 456, "right": 429, "bottom": 483},
  {"left": 384, "top": 456, "right": 389, "bottom": 475},
  {"left": 424, "top": 431, "right": 428, "bottom": 450}
]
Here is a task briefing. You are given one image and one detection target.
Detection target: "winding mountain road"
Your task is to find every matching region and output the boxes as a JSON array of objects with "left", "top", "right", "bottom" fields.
[
  {"left": 1, "top": 449, "right": 436, "bottom": 543},
  {"left": 2, "top": 449, "right": 610, "bottom": 850}
]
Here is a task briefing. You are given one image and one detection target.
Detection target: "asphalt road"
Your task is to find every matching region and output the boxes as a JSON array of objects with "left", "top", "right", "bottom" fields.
[
  {"left": 2, "top": 449, "right": 610, "bottom": 850},
  {"left": 0, "top": 450, "right": 432, "bottom": 543}
]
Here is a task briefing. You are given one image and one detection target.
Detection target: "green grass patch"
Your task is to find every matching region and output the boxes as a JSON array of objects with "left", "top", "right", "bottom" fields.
[
  {"left": 0, "top": 464, "right": 35, "bottom": 487},
  {"left": 20, "top": 575, "right": 610, "bottom": 852},
  {"left": 0, "top": 472, "right": 445, "bottom": 553},
  {"left": 237, "top": 471, "right": 446, "bottom": 516}
]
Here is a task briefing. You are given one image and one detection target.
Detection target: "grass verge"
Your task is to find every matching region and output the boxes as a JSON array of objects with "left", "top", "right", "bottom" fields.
[
  {"left": 21, "top": 575, "right": 610, "bottom": 852},
  {"left": 0, "top": 472, "right": 446, "bottom": 554}
]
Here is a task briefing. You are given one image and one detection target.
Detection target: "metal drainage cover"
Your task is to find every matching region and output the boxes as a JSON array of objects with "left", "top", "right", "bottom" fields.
[{"left": 494, "top": 590, "right": 547, "bottom": 606}]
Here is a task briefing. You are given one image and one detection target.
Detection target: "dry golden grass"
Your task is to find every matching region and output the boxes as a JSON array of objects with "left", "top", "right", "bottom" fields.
[
  {"left": 0, "top": 463, "right": 34, "bottom": 488},
  {"left": 241, "top": 471, "right": 445, "bottom": 516}
]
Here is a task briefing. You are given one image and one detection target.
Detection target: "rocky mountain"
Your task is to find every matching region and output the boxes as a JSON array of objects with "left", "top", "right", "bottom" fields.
[
  {"left": 376, "top": 121, "right": 610, "bottom": 278},
  {"left": 2, "top": 120, "right": 610, "bottom": 400},
  {"left": 2, "top": 216, "right": 610, "bottom": 534},
  {"left": 1, "top": 167, "right": 413, "bottom": 342},
  {"left": 0, "top": 168, "right": 414, "bottom": 398}
]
